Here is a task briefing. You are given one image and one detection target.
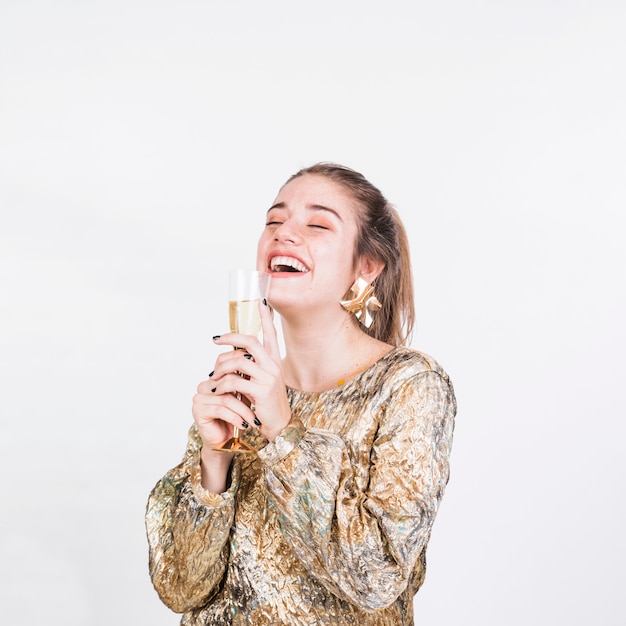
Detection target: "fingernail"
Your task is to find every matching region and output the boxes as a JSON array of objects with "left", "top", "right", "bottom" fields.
[
  {"left": 211, "top": 387, "right": 216, "bottom": 393},
  {"left": 212, "top": 335, "right": 221, "bottom": 340},
  {"left": 241, "top": 421, "right": 249, "bottom": 428},
  {"left": 208, "top": 371, "right": 214, "bottom": 377},
  {"left": 253, "top": 417, "right": 262, "bottom": 427},
  {"left": 263, "top": 298, "right": 267, "bottom": 306},
  {"left": 243, "top": 353, "right": 253, "bottom": 359}
]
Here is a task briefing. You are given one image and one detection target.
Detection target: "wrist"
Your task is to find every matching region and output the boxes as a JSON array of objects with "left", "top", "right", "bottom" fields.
[
  {"left": 264, "top": 411, "right": 293, "bottom": 443},
  {"left": 200, "top": 446, "right": 233, "bottom": 493}
]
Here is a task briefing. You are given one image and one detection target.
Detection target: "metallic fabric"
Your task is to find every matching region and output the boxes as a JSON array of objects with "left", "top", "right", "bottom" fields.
[{"left": 146, "top": 347, "right": 456, "bottom": 625}]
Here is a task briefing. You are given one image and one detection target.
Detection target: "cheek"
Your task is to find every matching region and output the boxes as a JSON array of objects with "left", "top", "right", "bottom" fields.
[{"left": 329, "top": 240, "right": 356, "bottom": 269}]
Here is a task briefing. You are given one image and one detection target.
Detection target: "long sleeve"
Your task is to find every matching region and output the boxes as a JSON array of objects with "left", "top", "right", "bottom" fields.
[
  {"left": 257, "top": 367, "right": 455, "bottom": 612},
  {"left": 146, "top": 349, "right": 455, "bottom": 625},
  {"left": 145, "top": 426, "right": 240, "bottom": 613}
]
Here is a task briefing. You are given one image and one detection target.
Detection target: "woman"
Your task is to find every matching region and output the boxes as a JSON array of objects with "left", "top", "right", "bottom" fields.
[{"left": 146, "top": 163, "right": 456, "bottom": 625}]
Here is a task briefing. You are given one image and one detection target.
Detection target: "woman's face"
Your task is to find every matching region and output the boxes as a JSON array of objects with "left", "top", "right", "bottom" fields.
[{"left": 256, "top": 174, "right": 361, "bottom": 316}]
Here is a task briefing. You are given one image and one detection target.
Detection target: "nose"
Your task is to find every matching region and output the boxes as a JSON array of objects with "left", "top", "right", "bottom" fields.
[{"left": 273, "top": 219, "right": 302, "bottom": 245}]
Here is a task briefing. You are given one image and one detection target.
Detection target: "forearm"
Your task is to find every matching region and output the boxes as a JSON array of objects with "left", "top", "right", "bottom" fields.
[
  {"left": 200, "top": 446, "right": 234, "bottom": 493},
  {"left": 146, "top": 427, "right": 240, "bottom": 612}
]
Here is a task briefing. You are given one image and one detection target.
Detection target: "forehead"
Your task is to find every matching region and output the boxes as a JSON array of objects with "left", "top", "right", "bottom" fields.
[{"left": 273, "top": 174, "right": 359, "bottom": 219}]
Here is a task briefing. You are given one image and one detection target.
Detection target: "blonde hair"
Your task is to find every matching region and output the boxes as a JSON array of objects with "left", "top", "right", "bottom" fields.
[{"left": 286, "top": 163, "right": 415, "bottom": 347}]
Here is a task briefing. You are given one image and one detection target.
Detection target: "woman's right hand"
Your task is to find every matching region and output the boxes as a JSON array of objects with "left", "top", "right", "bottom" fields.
[
  {"left": 192, "top": 377, "right": 247, "bottom": 492},
  {"left": 192, "top": 377, "right": 237, "bottom": 449}
]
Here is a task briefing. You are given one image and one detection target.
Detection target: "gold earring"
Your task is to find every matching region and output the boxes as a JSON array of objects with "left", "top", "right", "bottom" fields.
[{"left": 340, "top": 277, "right": 381, "bottom": 329}]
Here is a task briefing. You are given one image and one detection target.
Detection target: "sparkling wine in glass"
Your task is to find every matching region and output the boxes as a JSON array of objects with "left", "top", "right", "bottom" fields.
[{"left": 213, "top": 269, "right": 271, "bottom": 453}]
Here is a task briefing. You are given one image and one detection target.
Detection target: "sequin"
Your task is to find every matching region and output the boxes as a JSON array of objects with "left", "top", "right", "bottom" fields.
[{"left": 146, "top": 347, "right": 456, "bottom": 625}]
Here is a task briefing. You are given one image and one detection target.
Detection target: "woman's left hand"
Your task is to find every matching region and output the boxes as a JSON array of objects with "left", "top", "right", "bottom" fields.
[{"left": 210, "top": 300, "right": 292, "bottom": 442}]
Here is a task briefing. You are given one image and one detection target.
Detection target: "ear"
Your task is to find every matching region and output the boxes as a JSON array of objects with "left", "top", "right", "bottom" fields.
[{"left": 357, "top": 256, "right": 385, "bottom": 285}]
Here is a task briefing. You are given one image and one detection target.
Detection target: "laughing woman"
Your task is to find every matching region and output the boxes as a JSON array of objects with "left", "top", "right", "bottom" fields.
[{"left": 146, "top": 163, "right": 456, "bottom": 625}]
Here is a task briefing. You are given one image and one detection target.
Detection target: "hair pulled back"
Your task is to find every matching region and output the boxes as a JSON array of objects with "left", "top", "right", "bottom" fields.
[{"left": 286, "top": 163, "right": 415, "bottom": 347}]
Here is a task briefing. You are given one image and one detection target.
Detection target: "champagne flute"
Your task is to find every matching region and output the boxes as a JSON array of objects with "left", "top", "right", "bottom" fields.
[{"left": 213, "top": 269, "right": 271, "bottom": 453}]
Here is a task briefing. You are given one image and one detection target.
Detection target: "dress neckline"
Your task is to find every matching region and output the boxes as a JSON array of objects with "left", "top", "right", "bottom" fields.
[{"left": 286, "top": 346, "right": 404, "bottom": 396}]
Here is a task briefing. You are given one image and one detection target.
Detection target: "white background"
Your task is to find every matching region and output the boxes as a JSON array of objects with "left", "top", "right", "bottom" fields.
[{"left": 1, "top": 1, "right": 624, "bottom": 624}]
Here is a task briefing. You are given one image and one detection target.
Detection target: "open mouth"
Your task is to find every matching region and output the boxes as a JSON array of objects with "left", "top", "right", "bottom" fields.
[{"left": 269, "top": 255, "right": 310, "bottom": 273}]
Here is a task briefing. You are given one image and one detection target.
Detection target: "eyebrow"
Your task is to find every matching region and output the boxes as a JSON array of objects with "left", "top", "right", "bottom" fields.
[{"left": 267, "top": 202, "right": 343, "bottom": 222}]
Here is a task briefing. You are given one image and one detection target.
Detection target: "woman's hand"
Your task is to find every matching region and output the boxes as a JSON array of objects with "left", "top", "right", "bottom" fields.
[
  {"left": 211, "top": 299, "right": 292, "bottom": 442},
  {"left": 193, "top": 299, "right": 292, "bottom": 449}
]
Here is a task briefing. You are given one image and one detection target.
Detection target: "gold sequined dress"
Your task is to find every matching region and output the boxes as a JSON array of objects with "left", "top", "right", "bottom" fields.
[{"left": 146, "top": 347, "right": 456, "bottom": 625}]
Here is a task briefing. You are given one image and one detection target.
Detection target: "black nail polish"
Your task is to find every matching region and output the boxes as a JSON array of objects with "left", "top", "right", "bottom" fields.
[
  {"left": 212, "top": 335, "right": 221, "bottom": 340},
  {"left": 253, "top": 417, "right": 262, "bottom": 426},
  {"left": 263, "top": 298, "right": 267, "bottom": 306},
  {"left": 241, "top": 421, "right": 249, "bottom": 428},
  {"left": 244, "top": 353, "right": 253, "bottom": 359},
  {"left": 208, "top": 371, "right": 214, "bottom": 377},
  {"left": 211, "top": 387, "right": 216, "bottom": 393}
]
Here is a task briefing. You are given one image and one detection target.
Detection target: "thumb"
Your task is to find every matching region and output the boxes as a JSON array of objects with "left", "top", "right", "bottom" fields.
[{"left": 259, "top": 299, "right": 281, "bottom": 364}]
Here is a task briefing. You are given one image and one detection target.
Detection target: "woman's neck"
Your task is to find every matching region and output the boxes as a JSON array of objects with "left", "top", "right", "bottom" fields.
[{"left": 279, "top": 312, "right": 393, "bottom": 392}]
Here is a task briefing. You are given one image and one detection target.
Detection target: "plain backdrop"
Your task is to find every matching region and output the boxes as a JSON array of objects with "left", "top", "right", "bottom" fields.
[{"left": 1, "top": 1, "right": 624, "bottom": 624}]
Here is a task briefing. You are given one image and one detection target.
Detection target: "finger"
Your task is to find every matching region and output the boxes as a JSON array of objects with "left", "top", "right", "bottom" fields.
[
  {"left": 213, "top": 332, "right": 261, "bottom": 354},
  {"left": 208, "top": 350, "right": 258, "bottom": 384},
  {"left": 198, "top": 378, "right": 218, "bottom": 393},
  {"left": 209, "top": 380, "right": 258, "bottom": 418},
  {"left": 259, "top": 299, "right": 281, "bottom": 364},
  {"left": 193, "top": 391, "right": 256, "bottom": 428}
]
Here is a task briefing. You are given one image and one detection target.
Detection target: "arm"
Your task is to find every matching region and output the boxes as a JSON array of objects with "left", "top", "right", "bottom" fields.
[
  {"left": 145, "top": 426, "right": 240, "bottom": 613},
  {"left": 258, "top": 369, "right": 455, "bottom": 611}
]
